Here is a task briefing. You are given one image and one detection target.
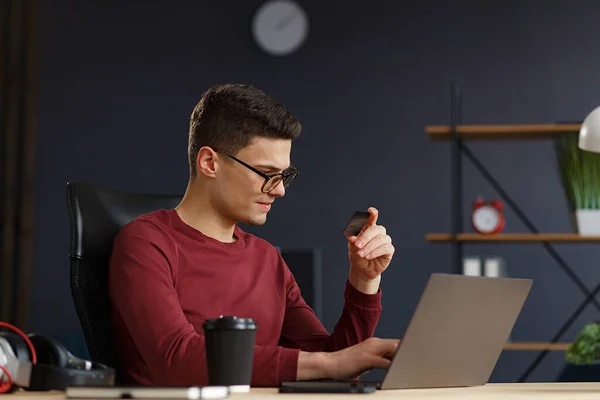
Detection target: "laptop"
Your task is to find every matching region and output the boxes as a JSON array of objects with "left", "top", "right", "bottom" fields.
[{"left": 280, "top": 273, "right": 532, "bottom": 392}]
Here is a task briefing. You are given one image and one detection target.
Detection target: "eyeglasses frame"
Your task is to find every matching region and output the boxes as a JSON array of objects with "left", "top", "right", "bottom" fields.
[{"left": 214, "top": 149, "right": 299, "bottom": 193}]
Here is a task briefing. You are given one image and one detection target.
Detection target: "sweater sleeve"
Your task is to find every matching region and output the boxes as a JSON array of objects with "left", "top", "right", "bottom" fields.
[
  {"left": 278, "top": 255, "right": 383, "bottom": 355},
  {"left": 108, "top": 222, "right": 300, "bottom": 387}
]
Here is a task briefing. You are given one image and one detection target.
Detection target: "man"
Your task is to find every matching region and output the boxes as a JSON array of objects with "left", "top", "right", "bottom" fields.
[{"left": 108, "top": 84, "right": 398, "bottom": 387}]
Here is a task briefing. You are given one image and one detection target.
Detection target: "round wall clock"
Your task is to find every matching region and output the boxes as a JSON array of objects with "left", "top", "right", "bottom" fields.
[
  {"left": 472, "top": 197, "right": 505, "bottom": 235},
  {"left": 252, "top": 0, "right": 309, "bottom": 56}
]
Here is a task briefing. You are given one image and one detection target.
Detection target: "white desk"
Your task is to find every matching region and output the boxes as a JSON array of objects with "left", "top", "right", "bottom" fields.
[{"left": 7, "top": 383, "right": 600, "bottom": 399}]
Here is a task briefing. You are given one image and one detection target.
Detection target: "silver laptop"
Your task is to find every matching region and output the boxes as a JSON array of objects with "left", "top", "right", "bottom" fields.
[{"left": 280, "top": 273, "right": 532, "bottom": 392}]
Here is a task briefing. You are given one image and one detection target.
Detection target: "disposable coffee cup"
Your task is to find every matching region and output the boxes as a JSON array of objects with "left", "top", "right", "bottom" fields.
[{"left": 203, "top": 315, "right": 257, "bottom": 393}]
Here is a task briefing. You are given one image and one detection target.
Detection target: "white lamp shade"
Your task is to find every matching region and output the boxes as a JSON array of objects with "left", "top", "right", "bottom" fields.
[{"left": 579, "top": 106, "right": 600, "bottom": 153}]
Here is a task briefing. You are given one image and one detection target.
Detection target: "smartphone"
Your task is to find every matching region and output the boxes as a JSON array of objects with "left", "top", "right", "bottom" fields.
[
  {"left": 343, "top": 211, "right": 370, "bottom": 237},
  {"left": 279, "top": 381, "right": 377, "bottom": 394},
  {"left": 65, "top": 385, "right": 229, "bottom": 399}
]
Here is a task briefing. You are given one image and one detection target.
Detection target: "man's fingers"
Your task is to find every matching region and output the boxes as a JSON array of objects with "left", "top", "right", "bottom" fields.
[
  {"left": 382, "top": 340, "right": 400, "bottom": 357},
  {"left": 362, "top": 207, "right": 378, "bottom": 230},
  {"left": 371, "top": 338, "right": 400, "bottom": 356},
  {"left": 356, "top": 207, "right": 379, "bottom": 236},
  {"left": 357, "top": 235, "right": 391, "bottom": 258},
  {"left": 347, "top": 236, "right": 359, "bottom": 252},
  {"left": 364, "top": 243, "right": 395, "bottom": 261},
  {"left": 365, "top": 355, "right": 392, "bottom": 370},
  {"left": 349, "top": 207, "right": 382, "bottom": 248},
  {"left": 332, "top": 338, "right": 401, "bottom": 378},
  {"left": 355, "top": 225, "right": 386, "bottom": 249}
]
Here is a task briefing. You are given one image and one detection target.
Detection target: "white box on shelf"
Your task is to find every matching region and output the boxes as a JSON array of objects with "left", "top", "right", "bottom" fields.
[
  {"left": 484, "top": 257, "right": 506, "bottom": 278},
  {"left": 462, "top": 256, "right": 481, "bottom": 276}
]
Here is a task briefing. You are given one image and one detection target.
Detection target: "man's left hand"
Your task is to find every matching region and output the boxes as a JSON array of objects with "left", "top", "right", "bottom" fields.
[{"left": 347, "top": 207, "right": 395, "bottom": 294}]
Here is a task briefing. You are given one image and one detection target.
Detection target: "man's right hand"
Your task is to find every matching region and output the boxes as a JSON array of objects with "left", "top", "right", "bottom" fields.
[
  {"left": 325, "top": 338, "right": 400, "bottom": 379},
  {"left": 297, "top": 338, "right": 400, "bottom": 381}
]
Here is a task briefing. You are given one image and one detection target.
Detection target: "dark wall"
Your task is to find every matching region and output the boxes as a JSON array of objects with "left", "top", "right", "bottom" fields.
[{"left": 33, "top": 0, "right": 600, "bottom": 382}]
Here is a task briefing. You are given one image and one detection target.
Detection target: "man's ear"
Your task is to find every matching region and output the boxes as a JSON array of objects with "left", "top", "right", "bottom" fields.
[{"left": 196, "top": 146, "right": 220, "bottom": 178}]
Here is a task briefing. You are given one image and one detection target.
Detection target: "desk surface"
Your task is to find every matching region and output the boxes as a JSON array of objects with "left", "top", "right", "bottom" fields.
[{"left": 6, "top": 383, "right": 600, "bottom": 399}]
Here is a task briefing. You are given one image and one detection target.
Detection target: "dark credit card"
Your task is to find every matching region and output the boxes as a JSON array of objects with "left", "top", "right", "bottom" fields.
[{"left": 343, "top": 211, "right": 370, "bottom": 237}]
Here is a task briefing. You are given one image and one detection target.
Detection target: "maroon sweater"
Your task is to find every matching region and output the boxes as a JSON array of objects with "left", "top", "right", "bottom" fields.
[{"left": 108, "top": 209, "right": 382, "bottom": 387}]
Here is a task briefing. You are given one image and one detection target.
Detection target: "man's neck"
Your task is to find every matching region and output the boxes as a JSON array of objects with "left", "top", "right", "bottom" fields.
[{"left": 175, "top": 184, "right": 237, "bottom": 243}]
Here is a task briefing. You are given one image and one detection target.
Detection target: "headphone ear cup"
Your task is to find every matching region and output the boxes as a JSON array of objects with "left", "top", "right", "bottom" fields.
[
  {"left": 0, "top": 332, "right": 31, "bottom": 362},
  {"left": 0, "top": 337, "right": 19, "bottom": 393},
  {"left": 27, "top": 334, "right": 69, "bottom": 368}
]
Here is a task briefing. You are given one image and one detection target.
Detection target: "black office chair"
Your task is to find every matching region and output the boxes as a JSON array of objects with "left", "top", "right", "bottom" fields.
[{"left": 66, "top": 181, "right": 182, "bottom": 378}]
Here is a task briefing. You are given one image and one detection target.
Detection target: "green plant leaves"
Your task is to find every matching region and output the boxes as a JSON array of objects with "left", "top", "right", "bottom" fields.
[
  {"left": 566, "top": 322, "right": 600, "bottom": 365},
  {"left": 555, "top": 132, "right": 600, "bottom": 210}
]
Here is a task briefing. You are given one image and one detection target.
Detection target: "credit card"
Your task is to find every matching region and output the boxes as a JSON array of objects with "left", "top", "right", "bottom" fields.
[{"left": 342, "top": 211, "right": 370, "bottom": 237}]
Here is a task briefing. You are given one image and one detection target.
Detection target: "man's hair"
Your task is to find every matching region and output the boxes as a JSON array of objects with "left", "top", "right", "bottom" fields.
[{"left": 187, "top": 84, "right": 302, "bottom": 178}]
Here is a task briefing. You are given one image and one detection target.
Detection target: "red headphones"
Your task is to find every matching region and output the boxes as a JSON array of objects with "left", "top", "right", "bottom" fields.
[{"left": 0, "top": 321, "right": 115, "bottom": 393}]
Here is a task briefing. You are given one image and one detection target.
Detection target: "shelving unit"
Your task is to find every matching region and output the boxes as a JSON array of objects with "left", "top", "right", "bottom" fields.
[
  {"left": 503, "top": 343, "right": 570, "bottom": 351},
  {"left": 426, "top": 85, "right": 594, "bottom": 381},
  {"left": 426, "top": 124, "right": 581, "bottom": 140},
  {"left": 426, "top": 233, "right": 600, "bottom": 242}
]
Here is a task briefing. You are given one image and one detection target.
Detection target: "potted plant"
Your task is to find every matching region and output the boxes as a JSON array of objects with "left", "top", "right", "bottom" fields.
[
  {"left": 565, "top": 322, "right": 600, "bottom": 365},
  {"left": 555, "top": 132, "right": 600, "bottom": 235}
]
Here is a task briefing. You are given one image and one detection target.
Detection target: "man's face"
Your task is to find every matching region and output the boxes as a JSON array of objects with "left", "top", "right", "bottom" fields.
[{"left": 213, "top": 137, "right": 292, "bottom": 226}]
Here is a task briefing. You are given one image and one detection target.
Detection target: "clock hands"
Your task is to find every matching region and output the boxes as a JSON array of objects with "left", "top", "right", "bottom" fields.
[{"left": 274, "top": 10, "right": 299, "bottom": 31}]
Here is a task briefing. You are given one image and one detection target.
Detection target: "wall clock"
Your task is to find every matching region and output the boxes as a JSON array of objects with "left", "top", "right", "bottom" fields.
[
  {"left": 252, "top": 0, "right": 309, "bottom": 56},
  {"left": 472, "top": 197, "right": 505, "bottom": 235}
]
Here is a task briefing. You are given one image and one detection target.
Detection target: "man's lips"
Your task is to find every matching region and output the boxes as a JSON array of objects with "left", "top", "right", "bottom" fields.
[{"left": 258, "top": 202, "right": 272, "bottom": 211}]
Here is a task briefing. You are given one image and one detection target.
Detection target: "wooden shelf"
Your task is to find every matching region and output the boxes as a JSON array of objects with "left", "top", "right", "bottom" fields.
[
  {"left": 426, "top": 233, "right": 600, "bottom": 242},
  {"left": 503, "top": 342, "right": 570, "bottom": 351},
  {"left": 425, "top": 124, "right": 581, "bottom": 140}
]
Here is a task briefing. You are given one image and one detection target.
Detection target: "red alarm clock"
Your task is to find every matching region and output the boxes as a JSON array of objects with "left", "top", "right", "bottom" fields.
[{"left": 472, "top": 197, "right": 505, "bottom": 234}]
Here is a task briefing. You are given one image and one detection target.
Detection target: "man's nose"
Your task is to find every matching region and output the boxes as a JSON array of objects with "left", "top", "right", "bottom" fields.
[{"left": 269, "top": 180, "right": 286, "bottom": 197}]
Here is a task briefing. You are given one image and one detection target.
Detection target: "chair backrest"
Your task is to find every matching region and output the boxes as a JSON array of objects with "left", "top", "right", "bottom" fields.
[{"left": 66, "top": 181, "right": 182, "bottom": 374}]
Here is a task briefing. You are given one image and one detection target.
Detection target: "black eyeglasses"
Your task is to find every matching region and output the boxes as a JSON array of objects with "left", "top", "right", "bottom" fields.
[{"left": 215, "top": 149, "right": 299, "bottom": 193}]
